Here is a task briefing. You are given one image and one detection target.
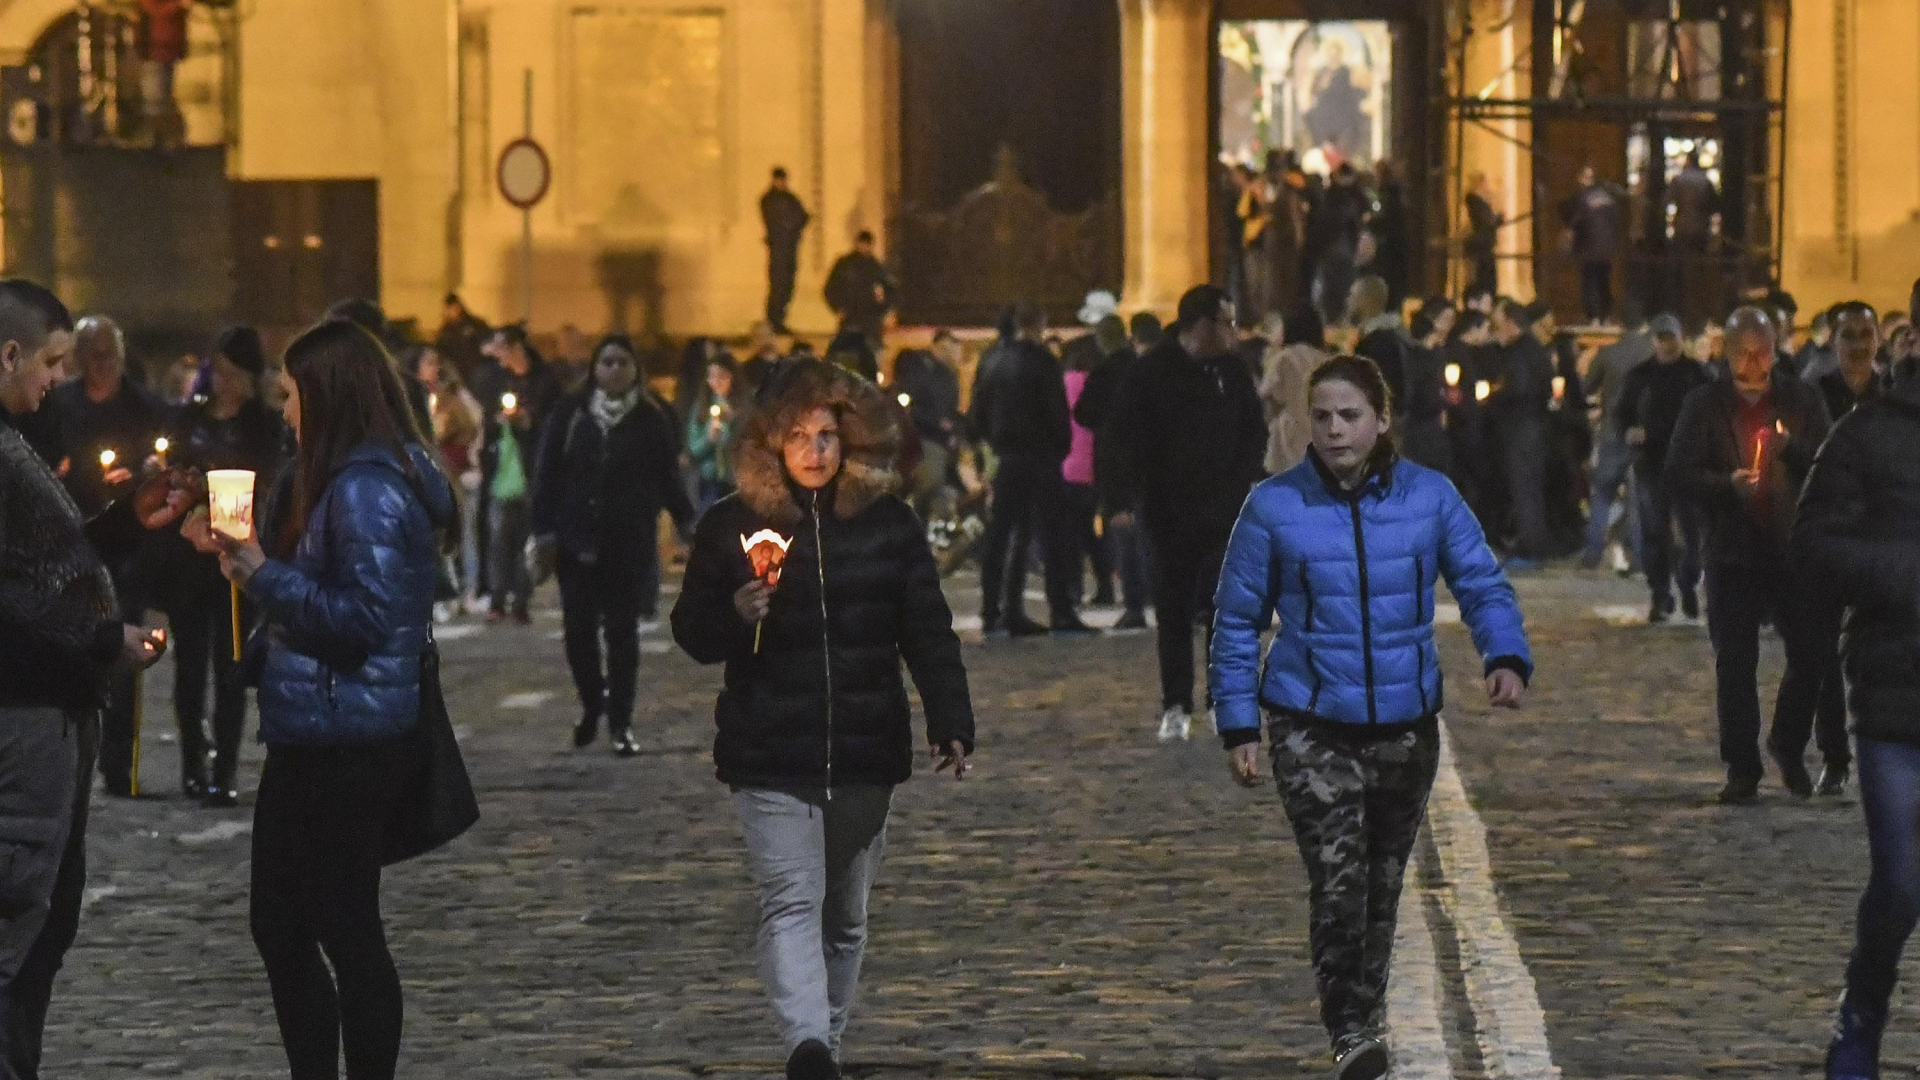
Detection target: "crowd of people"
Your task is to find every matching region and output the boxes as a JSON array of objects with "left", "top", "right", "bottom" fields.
[{"left": 9, "top": 220, "right": 1920, "bottom": 1080}]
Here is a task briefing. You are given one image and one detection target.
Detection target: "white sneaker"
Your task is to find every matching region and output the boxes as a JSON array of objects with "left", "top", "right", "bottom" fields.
[{"left": 1157, "top": 706, "right": 1192, "bottom": 743}]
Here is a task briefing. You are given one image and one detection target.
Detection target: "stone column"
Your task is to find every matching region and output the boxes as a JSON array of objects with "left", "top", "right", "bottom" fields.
[{"left": 1119, "top": 0, "right": 1213, "bottom": 320}]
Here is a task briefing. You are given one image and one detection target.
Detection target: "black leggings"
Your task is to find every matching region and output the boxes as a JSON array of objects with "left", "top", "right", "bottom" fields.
[
  {"left": 557, "top": 550, "right": 642, "bottom": 728},
  {"left": 170, "top": 568, "right": 250, "bottom": 787},
  {"left": 251, "top": 741, "right": 413, "bottom": 1080}
]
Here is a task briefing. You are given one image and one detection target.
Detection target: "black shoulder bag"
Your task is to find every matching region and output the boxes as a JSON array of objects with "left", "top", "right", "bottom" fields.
[{"left": 383, "top": 627, "right": 480, "bottom": 865}]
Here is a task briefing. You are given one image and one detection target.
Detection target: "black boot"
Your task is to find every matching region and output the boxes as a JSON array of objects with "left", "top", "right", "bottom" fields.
[
  {"left": 785, "top": 1040, "right": 839, "bottom": 1080},
  {"left": 180, "top": 745, "right": 210, "bottom": 801},
  {"left": 202, "top": 752, "right": 239, "bottom": 808},
  {"left": 1818, "top": 762, "right": 1852, "bottom": 797},
  {"left": 573, "top": 709, "right": 601, "bottom": 749},
  {"left": 1773, "top": 750, "right": 1814, "bottom": 798}
]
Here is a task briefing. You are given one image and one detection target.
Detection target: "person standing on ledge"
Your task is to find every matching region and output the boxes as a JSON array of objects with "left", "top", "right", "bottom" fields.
[
  {"left": 761, "top": 167, "right": 810, "bottom": 335},
  {"left": 1210, "top": 354, "right": 1530, "bottom": 1080}
]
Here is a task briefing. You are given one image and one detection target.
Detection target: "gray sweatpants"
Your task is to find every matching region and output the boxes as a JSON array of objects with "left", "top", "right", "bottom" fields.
[{"left": 731, "top": 785, "right": 892, "bottom": 1057}]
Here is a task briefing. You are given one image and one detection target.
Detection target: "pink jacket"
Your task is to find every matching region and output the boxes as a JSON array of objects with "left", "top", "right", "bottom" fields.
[{"left": 1062, "top": 370, "right": 1096, "bottom": 486}]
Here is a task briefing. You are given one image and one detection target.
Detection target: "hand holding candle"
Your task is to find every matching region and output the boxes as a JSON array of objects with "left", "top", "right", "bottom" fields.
[
  {"left": 740, "top": 529, "right": 793, "bottom": 653},
  {"left": 208, "top": 470, "right": 257, "bottom": 662}
]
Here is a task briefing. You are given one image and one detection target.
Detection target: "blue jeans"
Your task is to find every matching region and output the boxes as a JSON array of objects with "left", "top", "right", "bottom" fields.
[
  {"left": 1581, "top": 433, "right": 1639, "bottom": 565},
  {"left": 1846, "top": 737, "right": 1920, "bottom": 1017}
]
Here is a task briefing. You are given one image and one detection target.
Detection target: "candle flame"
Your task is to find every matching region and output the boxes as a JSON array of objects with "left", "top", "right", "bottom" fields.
[
  {"left": 897, "top": 392, "right": 912, "bottom": 408},
  {"left": 1473, "top": 380, "right": 1491, "bottom": 402},
  {"left": 710, "top": 403, "right": 723, "bottom": 418},
  {"left": 500, "top": 392, "right": 518, "bottom": 411},
  {"left": 98, "top": 449, "right": 115, "bottom": 468},
  {"left": 1776, "top": 420, "right": 1786, "bottom": 435},
  {"left": 1551, "top": 375, "right": 1567, "bottom": 399},
  {"left": 1444, "top": 363, "right": 1461, "bottom": 387},
  {"left": 153, "top": 437, "right": 169, "bottom": 454}
]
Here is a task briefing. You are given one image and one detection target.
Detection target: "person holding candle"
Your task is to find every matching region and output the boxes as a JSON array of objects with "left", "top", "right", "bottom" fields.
[
  {"left": 473, "top": 325, "right": 558, "bottom": 623},
  {"left": 687, "top": 352, "right": 741, "bottom": 515},
  {"left": 0, "top": 278, "right": 193, "bottom": 1078},
  {"left": 160, "top": 326, "right": 285, "bottom": 806},
  {"left": 1210, "top": 353, "right": 1531, "bottom": 1080},
  {"left": 1667, "top": 306, "right": 1832, "bottom": 804},
  {"left": 187, "top": 317, "right": 455, "bottom": 1080},
  {"left": 531, "top": 335, "right": 695, "bottom": 754},
  {"left": 671, "top": 358, "right": 973, "bottom": 1080}
]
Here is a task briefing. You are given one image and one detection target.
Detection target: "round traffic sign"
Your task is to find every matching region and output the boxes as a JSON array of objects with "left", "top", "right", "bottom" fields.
[{"left": 497, "top": 137, "right": 552, "bottom": 209}]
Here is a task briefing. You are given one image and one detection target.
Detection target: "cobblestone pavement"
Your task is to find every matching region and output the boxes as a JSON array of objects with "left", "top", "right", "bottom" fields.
[{"left": 44, "top": 565, "right": 1875, "bottom": 1078}]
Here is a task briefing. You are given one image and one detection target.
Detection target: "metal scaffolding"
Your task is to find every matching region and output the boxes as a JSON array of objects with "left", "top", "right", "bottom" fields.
[{"left": 1428, "top": 0, "right": 1790, "bottom": 317}]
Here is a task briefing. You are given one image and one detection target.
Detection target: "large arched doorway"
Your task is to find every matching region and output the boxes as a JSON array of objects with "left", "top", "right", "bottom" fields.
[{"left": 891, "top": 0, "right": 1123, "bottom": 327}]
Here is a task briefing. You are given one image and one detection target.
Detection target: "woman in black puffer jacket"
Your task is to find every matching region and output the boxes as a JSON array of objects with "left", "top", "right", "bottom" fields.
[
  {"left": 672, "top": 358, "right": 973, "bottom": 1080},
  {"left": 1793, "top": 372, "right": 1920, "bottom": 1080}
]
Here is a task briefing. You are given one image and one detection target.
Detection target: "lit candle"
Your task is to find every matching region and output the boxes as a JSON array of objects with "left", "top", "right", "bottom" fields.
[
  {"left": 1551, "top": 375, "right": 1567, "bottom": 400},
  {"left": 98, "top": 448, "right": 116, "bottom": 470},
  {"left": 500, "top": 392, "right": 518, "bottom": 413},
  {"left": 897, "top": 392, "right": 912, "bottom": 408},
  {"left": 709, "top": 403, "right": 723, "bottom": 420},
  {"left": 208, "top": 469, "right": 258, "bottom": 663},
  {"left": 153, "top": 436, "right": 169, "bottom": 469},
  {"left": 1444, "top": 363, "right": 1461, "bottom": 388},
  {"left": 1473, "top": 380, "right": 1491, "bottom": 402},
  {"left": 740, "top": 530, "right": 794, "bottom": 654}
]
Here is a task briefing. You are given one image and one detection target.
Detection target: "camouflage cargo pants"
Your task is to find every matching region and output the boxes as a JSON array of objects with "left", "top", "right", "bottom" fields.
[{"left": 1272, "top": 712, "right": 1440, "bottom": 1045}]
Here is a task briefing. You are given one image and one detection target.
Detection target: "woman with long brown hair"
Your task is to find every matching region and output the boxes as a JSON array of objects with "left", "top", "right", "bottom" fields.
[{"left": 189, "top": 317, "right": 454, "bottom": 1080}]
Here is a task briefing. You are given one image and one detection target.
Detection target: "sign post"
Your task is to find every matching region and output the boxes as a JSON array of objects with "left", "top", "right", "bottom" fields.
[{"left": 496, "top": 69, "right": 551, "bottom": 323}]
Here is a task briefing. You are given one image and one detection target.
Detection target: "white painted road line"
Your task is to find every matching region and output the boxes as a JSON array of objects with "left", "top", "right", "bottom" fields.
[
  {"left": 1387, "top": 853, "right": 1455, "bottom": 1080},
  {"left": 176, "top": 820, "right": 253, "bottom": 846},
  {"left": 1427, "top": 719, "right": 1561, "bottom": 1079},
  {"left": 498, "top": 691, "right": 555, "bottom": 710}
]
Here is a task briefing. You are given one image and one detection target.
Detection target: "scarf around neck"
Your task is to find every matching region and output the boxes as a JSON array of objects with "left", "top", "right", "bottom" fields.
[{"left": 589, "top": 387, "right": 640, "bottom": 433}]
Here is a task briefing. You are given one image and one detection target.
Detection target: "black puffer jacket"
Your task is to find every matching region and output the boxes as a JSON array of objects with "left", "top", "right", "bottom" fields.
[
  {"left": 1666, "top": 370, "right": 1830, "bottom": 566},
  {"left": 1793, "top": 377, "right": 1920, "bottom": 742},
  {"left": 671, "top": 361, "right": 974, "bottom": 789}
]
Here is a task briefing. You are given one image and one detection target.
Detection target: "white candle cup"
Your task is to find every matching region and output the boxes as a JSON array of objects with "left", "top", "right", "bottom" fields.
[{"left": 207, "top": 470, "right": 257, "bottom": 541}]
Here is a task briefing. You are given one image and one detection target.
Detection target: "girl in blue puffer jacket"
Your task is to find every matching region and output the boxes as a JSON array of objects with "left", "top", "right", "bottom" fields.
[
  {"left": 1209, "top": 354, "right": 1532, "bottom": 1080},
  {"left": 191, "top": 317, "right": 454, "bottom": 1080}
]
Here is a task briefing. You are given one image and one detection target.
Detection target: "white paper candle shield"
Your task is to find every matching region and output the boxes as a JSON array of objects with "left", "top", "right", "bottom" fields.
[{"left": 208, "top": 470, "right": 257, "bottom": 541}]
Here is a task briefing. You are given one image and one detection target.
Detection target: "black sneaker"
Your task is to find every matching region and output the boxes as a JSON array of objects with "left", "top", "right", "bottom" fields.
[
  {"left": 1680, "top": 588, "right": 1700, "bottom": 621},
  {"left": 785, "top": 1039, "right": 839, "bottom": 1080},
  {"left": 1050, "top": 614, "right": 1099, "bottom": 635},
  {"left": 610, "top": 729, "right": 640, "bottom": 758},
  {"left": 980, "top": 613, "right": 1003, "bottom": 637},
  {"left": 1091, "top": 588, "right": 1117, "bottom": 607},
  {"left": 1648, "top": 599, "right": 1672, "bottom": 624},
  {"left": 1773, "top": 751, "right": 1814, "bottom": 798},
  {"left": 1334, "top": 1035, "right": 1388, "bottom": 1080},
  {"left": 202, "top": 786, "right": 240, "bottom": 809},
  {"left": 1717, "top": 774, "right": 1761, "bottom": 805},
  {"left": 1113, "top": 609, "right": 1149, "bottom": 631},
  {"left": 573, "top": 712, "right": 601, "bottom": 749},
  {"left": 1818, "top": 763, "right": 1851, "bottom": 797}
]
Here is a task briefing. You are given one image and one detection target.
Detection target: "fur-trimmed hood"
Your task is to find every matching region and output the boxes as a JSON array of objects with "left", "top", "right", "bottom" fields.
[{"left": 733, "top": 358, "right": 901, "bottom": 528}]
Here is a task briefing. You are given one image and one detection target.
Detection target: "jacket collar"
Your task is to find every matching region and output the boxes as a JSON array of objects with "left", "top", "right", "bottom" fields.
[
  {"left": 1306, "top": 444, "right": 1398, "bottom": 501},
  {"left": 338, "top": 441, "right": 456, "bottom": 528}
]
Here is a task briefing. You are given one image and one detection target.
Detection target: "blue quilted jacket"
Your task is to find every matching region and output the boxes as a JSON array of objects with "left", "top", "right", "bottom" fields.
[
  {"left": 1210, "top": 451, "right": 1532, "bottom": 738},
  {"left": 249, "top": 442, "right": 454, "bottom": 747}
]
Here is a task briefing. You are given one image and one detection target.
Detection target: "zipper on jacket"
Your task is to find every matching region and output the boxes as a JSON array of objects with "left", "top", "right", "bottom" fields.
[
  {"left": 1299, "top": 564, "right": 1322, "bottom": 712},
  {"left": 812, "top": 490, "right": 834, "bottom": 802},
  {"left": 1413, "top": 554, "right": 1430, "bottom": 714},
  {"left": 1349, "top": 497, "right": 1378, "bottom": 723}
]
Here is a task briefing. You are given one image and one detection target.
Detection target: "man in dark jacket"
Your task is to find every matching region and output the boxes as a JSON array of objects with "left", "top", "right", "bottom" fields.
[
  {"left": 1792, "top": 353, "right": 1920, "bottom": 1074},
  {"left": 1075, "top": 317, "right": 1150, "bottom": 629},
  {"left": 972, "top": 302, "right": 1086, "bottom": 636},
  {"left": 1667, "top": 306, "right": 1832, "bottom": 803},
  {"left": 1616, "top": 315, "right": 1709, "bottom": 620},
  {"left": 533, "top": 336, "right": 695, "bottom": 754},
  {"left": 435, "top": 293, "right": 491, "bottom": 383},
  {"left": 1488, "top": 297, "right": 1556, "bottom": 565},
  {"left": 823, "top": 231, "right": 895, "bottom": 343},
  {"left": 0, "top": 278, "right": 181, "bottom": 1078},
  {"left": 48, "top": 316, "right": 168, "bottom": 797},
  {"left": 1560, "top": 165, "right": 1628, "bottom": 324},
  {"left": 1104, "top": 285, "right": 1265, "bottom": 741},
  {"left": 1772, "top": 301, "right": 1884, "bottom": 800},
  {"left": 761, "top": 167, "right": 810, "bottom": 334}
]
